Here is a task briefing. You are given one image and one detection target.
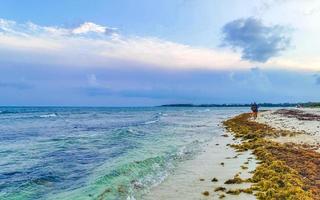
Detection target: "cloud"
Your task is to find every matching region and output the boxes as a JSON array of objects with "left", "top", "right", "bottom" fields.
[
  {"left": 256, "top": 0, "right": 289, "bottom": 12},
  {"left": 221, "top": 17, "right": 291, "bottom": 62},
  {"left": 0, "top": 18, "right": 317, "bottom": 73},
  {"left": 256, "top": 0, "right": 320, "bottom": 16},
  {"left": 0, "top": 18, "right": 251, "bottom": 71},
  {"left": 57, "top": 68, "right": 320, "bottom": 104},
  {"left": 72, "top": 22, "right": 115, "bottom": 34},
  {"left": 0, "top": 61, "right": 319, "bottom": 106},
  {"left": 0, "top": 18, "right": 117, "bottom": 36}
]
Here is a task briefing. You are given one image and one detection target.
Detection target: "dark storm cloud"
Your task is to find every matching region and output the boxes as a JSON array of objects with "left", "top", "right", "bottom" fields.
[{"left": 221, "top": 17, "right": 291, "bottom": 62}]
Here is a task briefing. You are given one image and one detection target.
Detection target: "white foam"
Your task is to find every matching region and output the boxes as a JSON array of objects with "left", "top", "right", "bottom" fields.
[
  {"left": 127, "top": 195, "right": 136, "bottom": 200},
  {"left": 143, "top": 119, "right": 159, "bottom": 125},
  {"left": 198, "top": 109, "right": 211, "bottom": 113},
  {"left": 39, "top": 113, "right": 57, "bottom": 118}
]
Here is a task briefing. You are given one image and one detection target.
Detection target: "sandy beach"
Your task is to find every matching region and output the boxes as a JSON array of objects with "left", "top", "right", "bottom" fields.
[
  {"left": 2, "top": 107, "right": 319, "bottom": 200},
  {"left": 221, "top": 108, "right": 320, "bottom": 199},
  {"left": 144, "top": 127, "right": 257, "bottom": 200},
  {"left": 257, "top": 108, "right": 320, "bottom": 152},
  {"left": 145, "top": 108, "right": 320, "bottom": 199}
]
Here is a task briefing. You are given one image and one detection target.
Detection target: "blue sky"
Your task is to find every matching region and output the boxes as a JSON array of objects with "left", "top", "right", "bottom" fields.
[{"left": 0, "top": 0, "right": 320, "bottom": 106}]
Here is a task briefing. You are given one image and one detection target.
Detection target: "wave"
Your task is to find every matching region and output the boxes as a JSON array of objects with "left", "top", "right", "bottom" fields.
[
  {"left": 91, "top": 155, "right": 172, "bottom": 199},
  {"left": 198, "top": 109, "right": 211, "bottom": 112},
  {"left": 157, "top": 112, "right": 168, "bottom": 116},
  {"left": 39, "top": 113, "right": 58, "bottom": 118},
  {"left": 0, "top": 110, "right": 17, "bottom": 114},
  {"left": 142, "top": 113, "right": 164, "bottom": 125},
  {"left": 90, "top": 140, "right": 202, "bottom": 200},
  {"left": 127, "top": 196, "right": 136, "bottom": 200},
  {"left": 143, "top": 119, "right": 159, "bottom": 125}
]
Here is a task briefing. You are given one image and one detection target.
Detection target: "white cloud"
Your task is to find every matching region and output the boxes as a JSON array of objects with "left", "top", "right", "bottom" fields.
[
  {"left": 0, "top": 18, "right": 252, "bottom": 70},
  {"left": 0, "top": 18, "right": 318, "bottom": 71},
  {"left": 263, "top": 57, "right": 320, "bottom": 72},
  {"left": 72, "top": 22, "right": 111, "bottom": 34},
  {"left": 98, "top": 37, "right": 253, "bottom": 69}
]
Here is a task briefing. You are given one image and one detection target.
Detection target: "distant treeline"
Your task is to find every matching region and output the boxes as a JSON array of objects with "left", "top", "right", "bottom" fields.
[
  {"left": 161, "top": 102, "right": 320, "bottom": 108},
  {"left": 303, "top": 102, "right": 320, "bottom": 108}
]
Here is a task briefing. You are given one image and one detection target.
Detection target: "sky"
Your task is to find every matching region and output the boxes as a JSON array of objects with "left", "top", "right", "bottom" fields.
[{"left": 0, "top": 0, "right": 320, "bottom": 106}]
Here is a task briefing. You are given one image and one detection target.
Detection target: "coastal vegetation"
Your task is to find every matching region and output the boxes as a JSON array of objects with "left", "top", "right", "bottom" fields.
[
  {"left": 161, "top": 102, "right": 320, "bottom": 108},
  {"left": 303, "top": 102, "right": 320, "bottom": 108},
  {"left": 222, "top": 113, "right": 320, "bottom": 199},
  {"left": 161, "top": 103, "right": 300, "bottom": 107}
]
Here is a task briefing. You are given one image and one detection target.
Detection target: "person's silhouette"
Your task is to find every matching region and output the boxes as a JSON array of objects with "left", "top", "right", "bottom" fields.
[{"left": 251, "top": 102, "right": 259, "bottom": 119}]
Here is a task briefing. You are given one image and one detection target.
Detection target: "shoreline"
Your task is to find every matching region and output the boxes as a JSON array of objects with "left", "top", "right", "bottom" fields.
[
  {"left": 143, "top": 130, "right": 257, "bottom": 200},
  {"left": 143, "top": 110, "right": 259, "bottom": 200},
  {"left": 145, "top": 108, "right": 320, "bottom": 199}
]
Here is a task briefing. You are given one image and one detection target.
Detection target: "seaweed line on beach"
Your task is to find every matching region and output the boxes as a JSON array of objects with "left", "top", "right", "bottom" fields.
[
  {"left": 274, "top": 109, "right": 320, "bottom": 121},
  {"left": 223, "top": 113, "right": 320, "bottom": 200}
]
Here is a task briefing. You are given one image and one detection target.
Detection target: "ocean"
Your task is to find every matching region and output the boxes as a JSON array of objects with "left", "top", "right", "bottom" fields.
[{"left": 0, "top": 107, "right": 247, "bottom": 200}]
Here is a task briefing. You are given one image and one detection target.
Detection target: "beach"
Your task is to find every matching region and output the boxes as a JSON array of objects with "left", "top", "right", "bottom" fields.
[
  {"left": 0, "top": 107, "right": 254, "bottom": 200},
  {"left": 1, "top": 107, "right": 320, "bottom": 200},
  {"left": 219, "top": 108, "right": 320, "bottom": 199},
  {"left": 3, "top": 1, "right": 320, "bottom": 199},
  {"left": 257, "top": 108, "right": 320, "bottom": 152},
  {"left": 144, "top": 130, "right": 257, "bottom": 200},
  {"left": 146, "top": 107, "right": 320, "bottom": 199}
]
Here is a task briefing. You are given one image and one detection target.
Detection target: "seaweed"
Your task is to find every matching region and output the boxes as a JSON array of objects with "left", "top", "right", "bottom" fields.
[
  {"left": 202, "top": 191, "right": 209, "bottom": 196},
  {"left": 214, "top": 187, "right": 226, "bottom": 192},
  {"left": 226, "top": 189, "right": 241, "bottom": 195},
  {"left": 241, "top": 165, "right": 248, "bottom": 170},
  {"left": 226, "top": 188, "right": 253, "bottom": 195},
  {"left": 221, "top": 134, "right": 229, "bottom": 137},
  {"left": 224, "top": 174, "right": 244, "bottom": 184},
  {"left": 223, "top": 113, "right": 317, "bottom": 199},
  {"left": 211, "top": 177, "right": 218, "bottom": 182}
]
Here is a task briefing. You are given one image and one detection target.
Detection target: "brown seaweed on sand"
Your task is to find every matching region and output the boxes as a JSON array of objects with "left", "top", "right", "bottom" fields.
[
  {"left": 274, "top": 109, "right": 320, "bottom": 121},
  {"left": 202, "top": 191, "right": 209, "bottom": 196},
  {"left": 223, "top": 113, "right": 319, "bottom": 199}
]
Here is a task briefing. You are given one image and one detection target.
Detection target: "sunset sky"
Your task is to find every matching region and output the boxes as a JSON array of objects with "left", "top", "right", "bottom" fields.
[{"left": 0, "top": 0, "right": 320, "bottom": 106}]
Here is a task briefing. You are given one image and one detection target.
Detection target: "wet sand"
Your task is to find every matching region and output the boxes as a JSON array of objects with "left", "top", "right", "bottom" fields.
[{"left": 143, "top": 130, "right": 257, "bottom": 200}]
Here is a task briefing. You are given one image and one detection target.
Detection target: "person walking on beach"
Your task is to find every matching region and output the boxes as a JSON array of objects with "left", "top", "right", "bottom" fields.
[{"left": 251, "top": 102, "right": 259, "bottom": 120}]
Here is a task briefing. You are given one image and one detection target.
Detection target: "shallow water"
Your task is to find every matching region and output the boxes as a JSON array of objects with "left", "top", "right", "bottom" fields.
[{"left": 0, "top": 107, "right": 247, "bottom": 200}]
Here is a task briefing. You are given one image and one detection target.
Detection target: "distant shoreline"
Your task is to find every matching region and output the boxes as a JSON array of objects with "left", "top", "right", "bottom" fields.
[
  {"left": 160, "top": 103, "right": 296, "bottom": 107},
  {"left": 160, "top": 102, "right": 320, "bottom": 108}
]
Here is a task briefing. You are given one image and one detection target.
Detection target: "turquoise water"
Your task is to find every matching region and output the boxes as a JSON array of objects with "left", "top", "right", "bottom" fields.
[{"left": 0, "top": 107, "right": 245, "bottom": 200}]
